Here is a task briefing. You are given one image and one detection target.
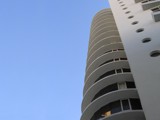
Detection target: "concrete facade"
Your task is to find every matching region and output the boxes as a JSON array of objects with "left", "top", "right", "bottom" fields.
[
  {"left": 109, "top": 0, "right": 160, "bottom": 120},
  {"left": 81, "top": 0, "right": 160, "bottom": 120}
]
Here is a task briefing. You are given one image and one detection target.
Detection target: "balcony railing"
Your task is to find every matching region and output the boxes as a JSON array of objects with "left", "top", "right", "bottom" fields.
[
  {"left": 91, "top": 98, "right": 142, "bottom": 120},
  {"left": 91, "top": 82, "right": 136, "bottom": 102},
  {"left": 95, "top": 68, "right": 131, "bottom": 83},
  {"left": 99, "top": 58, "right": 127, "bottom": 67}
]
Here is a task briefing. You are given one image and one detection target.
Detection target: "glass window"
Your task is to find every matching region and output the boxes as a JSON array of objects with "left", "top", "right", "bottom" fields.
[
  {"left": 111, "top": 100, "right": 122, "bottom": 114},
  {"left": 126, "top": 82, "right": 136, "bottom": 88},
  {"left": 115, "top": 58, "right": 119, "bottom": 61},
  {"left": 116, "top": 69, "right": 121, "bottom": 73},
  {"left": 99, "top": 59, "right": 114, "bottom": 67},
  {"left": 123, "top": 68, "right": 131, "bottom": 72},
  {"left": 130, "top": 98, "right": 142, "bottom": 110},
  {"left": 92, "top": 83, "right": 118, "bottom": 101},
  {"left": 96, "top": 70, "right": 115, "bottom": 82},
  {"left": 122, "top": 99, "right": 130, "bottom": 110},
  {"left": 120, "top": 58, "right": 127, "bottom": 60}
]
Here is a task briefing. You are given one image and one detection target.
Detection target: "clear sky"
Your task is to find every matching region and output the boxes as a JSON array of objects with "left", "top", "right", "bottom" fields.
[{"left": 0, "top": 0, "right": 109, "bottom": 120}]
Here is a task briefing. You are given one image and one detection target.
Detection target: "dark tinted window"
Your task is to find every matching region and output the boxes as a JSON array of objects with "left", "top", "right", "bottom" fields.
[
  {"left": 96, "top": 70, "right": 115, "bottom": 82},
  {"left": 91, "top": 102, "right": 111, "bottom": 120},
  {"left": 99, "top": 59, "right": 114, "bottom": 67},
  {"left": 126, "top": 82, "right": 136, "bottom": 88},
  {"left": 120, "top": 58, "right": 127, "bottom": 60},
  {"left": 116, "top": 69, "right": 121, "bottom": 73},
  {"left": 111, "top": 100, "right": 121, "bottom": 114},
  {"left": 92, "top": 83, "right": 118, "bottom": 101},
  {"left": 130, "top": 99, "right": 142, "bottom": 110},
  {"left": 123, "top": 68, "right": 131, "bottom": 72},
  {"left": 122, "top": 99, "right": 130, "bottom": 110}
]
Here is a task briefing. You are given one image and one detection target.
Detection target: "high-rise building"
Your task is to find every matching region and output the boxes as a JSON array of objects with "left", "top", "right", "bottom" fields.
[{"left": 81, "top": 0, "right": 160, "bottom": 120}]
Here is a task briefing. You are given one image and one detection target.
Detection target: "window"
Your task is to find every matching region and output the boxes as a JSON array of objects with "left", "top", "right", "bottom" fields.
[
  {"left": 99, "top": 59, "right": 114, "bottom": 67},
  {"left": 120, "top": 58, "right": 127, "bottom": 60},
  {"left": 96, "top": 70, "right": 115, "bottom": 82},
  {"left": 111, "top": 101, "right": 122, "bottom": 114},
  {"left": 92, "top": 83, "right": 118, "bottom": 101},
  {"left": 122, "top": 99, "right": 130, "bottom": 110},
  {"left": 130, "top": 98, "right": 142, "bottom": 110},
  {"left": 116, "top": 69, "right": 122, "bottom": 73},
  {"left": 151, "top": 6, "right": 160, "bottom": 12},
  {"left": 118, "top": 49, "right": 124, "bottom": 51},
  {"left": 123, "top": 68, "right": 131, "bottom": 72},
  {"left": 104, "top": 50, "right": 112, "bottom": 54},
  {"left": 115, "top": 58, "right": 119, "bottom": 61},
  {"left": 126, "top": 82, "right": 136, "bottom": 88}
]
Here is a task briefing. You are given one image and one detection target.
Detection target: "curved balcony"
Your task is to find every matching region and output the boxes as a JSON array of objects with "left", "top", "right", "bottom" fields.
[
  {"left": 89, "top": 22, "right": 117, "bottom": 46},
  {"left": 81, "top": 89, "right": 140, "bottom": 120},
  {"left": 86, "top": 42, "right": 124, "bottom": 69},
  {"left": 84, "top": 62, "right": 130, "bottom": 95},
  {"left": 92, "top": 9, "right": 111, "bottom": 17},
  {"left": 91, "top": 10, "right": 113, "bottom": 26},
  {"left": 89, "top": 30, "right": 120, "bottom": 51},
  {"left": 102, "top": 110, "right": 145, "bottom": 120},
  {"left": 90, "top": 25, "right": 118, "bottom": 42},
  {"left": 82, "top": 74, "right": 134, "bottom": 111},
  {"left": 92, "top": 82, "right": 135, "bottom": 102},
  {"left": 91, "top": 99, "right": 143, "bottom": 120},
  {"left": 91, "top": 11, "right": 113, "bottom": 23},
  {"left": 91, "top": 30, "right": 119, "bottom": 45},
  {"left": 86, "top": 53, "right": 127, "bottom": 80},
  {"left": 95, "top": 68, "right": 131, "bottom": 83},
  {"left": 85, "top": 51, "right": 127, "bottom": 82},
  {"left": 91, "top": 15, "right": 114, "bottom": 27},
  {"left": 90, "top": 21, "right": 116, "bottom": 43},
  {"left": 91, "top": 19, "right": 115, "bottom": 34},
  {"left": 92, "top": 10, "right": 112, "bottom": 22},
  {"left": 91, "top": 18, "right": 115, "bottom": 33},
  {"left": 90, "top": 26, "right": 118, "bottom": 41},
  {"left": 87, "top": 36, "right": 121, "bottom": 58},
  {"left": 90, "top": 22, "right": 117, "bottom": 39},
  {"left": 86, "top": 58, "right": 128, "bottom": 81}
]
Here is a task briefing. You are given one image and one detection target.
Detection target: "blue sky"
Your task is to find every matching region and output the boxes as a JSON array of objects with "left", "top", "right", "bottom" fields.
[{"left": 0, "top": 0, "right": 109, "bottom": 120}]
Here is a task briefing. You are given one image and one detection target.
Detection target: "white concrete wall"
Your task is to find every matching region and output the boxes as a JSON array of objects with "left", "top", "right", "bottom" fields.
[{"left": 109, "top": 0, "right": 160, "bottom": 120}]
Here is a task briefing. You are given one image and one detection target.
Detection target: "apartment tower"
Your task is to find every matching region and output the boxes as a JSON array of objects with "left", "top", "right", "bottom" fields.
[{"left": 81, "top": 0, "right": 160, "bottom": 120}]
